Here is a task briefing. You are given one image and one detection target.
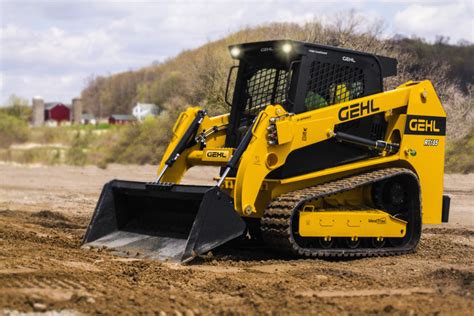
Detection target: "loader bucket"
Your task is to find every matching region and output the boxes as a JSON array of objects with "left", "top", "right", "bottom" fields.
[{"left": 82, "top": 180, "right": 246, "bottom": 263}]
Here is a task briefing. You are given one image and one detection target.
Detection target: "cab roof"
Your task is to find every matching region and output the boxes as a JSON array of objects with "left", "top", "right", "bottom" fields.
[{"left": 229, "top": 40, "right": 397, "bottom": 78}]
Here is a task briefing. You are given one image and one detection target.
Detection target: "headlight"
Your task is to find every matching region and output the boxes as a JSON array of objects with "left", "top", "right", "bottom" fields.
[
  {"left": 282, "top": 43, "right": 292, "bottom": 54},
  {"left": 230, "top": 47, "right": 241, "bottom": 58}
]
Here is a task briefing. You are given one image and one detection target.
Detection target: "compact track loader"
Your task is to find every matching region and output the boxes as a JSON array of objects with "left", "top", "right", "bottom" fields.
[{"left": 83, "top": 40, "right": 450, "bottom": 262}]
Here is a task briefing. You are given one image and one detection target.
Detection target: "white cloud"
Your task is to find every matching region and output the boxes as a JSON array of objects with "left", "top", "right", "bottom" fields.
[
  {"left": 0, "top": 0, "right": 472, "bottom": 105},
  {"left": 1, "top": 72, "right": 87, "bottom": 104},
  {"left": 1, "top": 24, "right": 126, "bottom": 69},
  {"left": 0, "top": 22, "right": 166, "bottom": 104},
  {"left": 393, "top": 0, "right": 473, "bottom": 42}
]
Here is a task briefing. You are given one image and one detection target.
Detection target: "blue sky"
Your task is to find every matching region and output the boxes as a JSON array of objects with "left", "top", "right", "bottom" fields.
[{"left": 0, "top": 0, "right": 472, "bottom": 105}]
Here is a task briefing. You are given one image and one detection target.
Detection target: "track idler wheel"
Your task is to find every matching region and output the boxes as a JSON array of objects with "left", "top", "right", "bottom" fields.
[
  {"left": 370, "top": 237, "right": 386, "bottom": 248},
  {"left": 344, "top": 237, "right": 361, "bottom": 249},
  {"left": 319, "top": 237, "right": 335, "bottom": 249}
]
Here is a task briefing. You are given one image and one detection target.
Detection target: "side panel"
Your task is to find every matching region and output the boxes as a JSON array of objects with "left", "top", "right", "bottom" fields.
[
  {"left": 233, "top": 86, "right": 412, "bottom": 215},
  {"left": 232, "top": 81, "right": 446, "bottom": 226},
  {"left": 267, "top": 113, "right": 386, "bottom": 179},
  {"left": 398, "top": 82, "right": 447, "bottom": 224}
]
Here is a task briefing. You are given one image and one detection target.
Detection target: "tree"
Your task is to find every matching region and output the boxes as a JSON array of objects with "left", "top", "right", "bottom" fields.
[{"left": 1, "top": 94, "right": 32, "bottom": 122}]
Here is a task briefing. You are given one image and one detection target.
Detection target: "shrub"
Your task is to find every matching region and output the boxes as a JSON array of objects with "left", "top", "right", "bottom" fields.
[
  {"left": 0, "top": 95, "right": 31, "bottom": 122},
  {"left": 29, "top": 126, "right": 76, "bottom": 144},
  {"left": 0, "top": 112, "right": 30, "bottom": 148},
  {"left": 0, "top": 105, "right": 32, "bottom": 122},
  {"left": 65, "top": 131, "right": 93, "bottom": 166},
  {"left": 445, "top": 127, "right": 474, "bottom": 174},
  {"left": 0, "top": 147, "right": 65, "bottom": 165},
  {"left": 100, "top": 113, "right": 173, "bottom": 166}
]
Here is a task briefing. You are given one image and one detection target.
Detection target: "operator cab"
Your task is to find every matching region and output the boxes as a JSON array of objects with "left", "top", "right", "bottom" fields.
[
  {"left": 224, "top": 40, "right": 398, "bottom": 177},
  {"left": 224, "top": 40, "right": 397, "bottom": 145}
]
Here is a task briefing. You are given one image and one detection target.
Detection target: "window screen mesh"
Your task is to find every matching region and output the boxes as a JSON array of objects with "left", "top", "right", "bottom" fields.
[
  {"left": 305, "top": 61, "right": 364, "bottom": 110},
  {"left": 245, "top": 68, "right": 288, "bottom": 115}
]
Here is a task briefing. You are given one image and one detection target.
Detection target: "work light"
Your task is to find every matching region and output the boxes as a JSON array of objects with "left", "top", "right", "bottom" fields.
[
  {"left": 230, "top": 47, "right": 241, "bottom": 58},
  {"left": 282, "top": 43, "right": 292, "bottom": 54}
]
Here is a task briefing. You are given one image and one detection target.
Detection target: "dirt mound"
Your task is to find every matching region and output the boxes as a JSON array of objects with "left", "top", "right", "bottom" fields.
[
  {"left": 31, "top": 210, "right": 69, "bottom": 221},
  {"left": 29, "top": 210, "right": 84, "bottom": 230},
  {"left": 429, "top": 268, "right": 474, "bottom": 289}
]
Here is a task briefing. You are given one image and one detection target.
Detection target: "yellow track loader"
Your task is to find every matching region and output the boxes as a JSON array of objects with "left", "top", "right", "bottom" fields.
[{"left": 83, "top": 40, "right": 450, "bottom": 262}]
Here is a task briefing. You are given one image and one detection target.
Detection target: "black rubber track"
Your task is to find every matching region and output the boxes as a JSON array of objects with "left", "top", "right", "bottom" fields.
[{"left": 261, "top": 168, "right": 422, "bottom": 258}]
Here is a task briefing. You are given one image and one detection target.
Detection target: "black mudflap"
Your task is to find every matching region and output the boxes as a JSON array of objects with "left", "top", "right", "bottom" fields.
[{"left": 82, "top": 180, "right": 246, "bottom": 263}]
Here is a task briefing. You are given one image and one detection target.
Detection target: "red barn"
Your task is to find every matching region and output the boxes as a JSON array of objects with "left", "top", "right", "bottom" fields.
[
  {"left": 45, "top": 102, "right": 71, "bottom": 124},
  {"left": 109, "top": 114, "right": 136, "bottom": 125}
]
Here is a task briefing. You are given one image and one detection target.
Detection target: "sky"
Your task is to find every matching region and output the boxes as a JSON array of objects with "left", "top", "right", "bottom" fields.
[{"left": 0, "top": 0, "right": 472, "bottom": 106}]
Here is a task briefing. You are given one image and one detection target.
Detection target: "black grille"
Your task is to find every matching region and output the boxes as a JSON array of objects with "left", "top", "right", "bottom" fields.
[
  {"left": 305, "top": 61, "right": 364, "bottom": 110},
  {"left": 245, "top": 68, "right": 288, "bottom": 115}
]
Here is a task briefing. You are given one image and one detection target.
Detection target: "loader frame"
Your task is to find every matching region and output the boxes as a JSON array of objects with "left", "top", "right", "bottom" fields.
[
  {"left": 159, "top": 80, "right": 447, "bottom": 224},
  {"left": 83, "top": 40, "right": 448, "bottom": 263}
]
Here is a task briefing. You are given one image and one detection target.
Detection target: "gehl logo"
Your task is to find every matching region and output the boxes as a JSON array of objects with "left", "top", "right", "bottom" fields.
[
  {"left": 206, "top": 151, "right": 227, "bottom": 158},
  {"left": 338, "top": 99, "right": 379, "bottom": 121},
  {"left": 409, "top": 119, "right": 440, "bottom": 132},
  {"left": 405, "top": 115, "right": 446, "bottom": 136},
  {"left": 203, "top": 150, "right": 230, "bottom": 162},
  {"left": 342, "top": 56, "right": 356, "bottom": 63}
]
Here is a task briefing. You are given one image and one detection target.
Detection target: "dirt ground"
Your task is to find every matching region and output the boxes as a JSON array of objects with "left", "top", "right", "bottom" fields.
[{"left": 0, "top": 163, "right": 472, "bottom": 315}]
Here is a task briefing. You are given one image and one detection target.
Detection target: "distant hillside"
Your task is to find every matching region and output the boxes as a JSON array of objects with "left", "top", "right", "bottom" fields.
[
  {"left": 393, "top": 37, "right": 473, "bottom": 93},
  {"left": 81, "top": 16, "right": 473, "bottom": 140}
]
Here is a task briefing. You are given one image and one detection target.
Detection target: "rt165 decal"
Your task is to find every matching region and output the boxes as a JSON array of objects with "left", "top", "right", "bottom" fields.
[{"left": 424, "top": 139, "right": 439, "bottom": 146}]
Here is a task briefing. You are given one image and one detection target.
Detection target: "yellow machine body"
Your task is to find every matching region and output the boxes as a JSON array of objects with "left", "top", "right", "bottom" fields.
[{"left": 159, "top": 80, "right": 447, "bottom": 232}]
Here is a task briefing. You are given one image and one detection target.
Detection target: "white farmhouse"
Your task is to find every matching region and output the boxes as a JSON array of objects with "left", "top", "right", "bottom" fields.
[
  {"left": 81, "top": 113, "right": 97, "bottom": 125},
  {"left": 132, "top": 103, "right": 161, "bottom": 121}
]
